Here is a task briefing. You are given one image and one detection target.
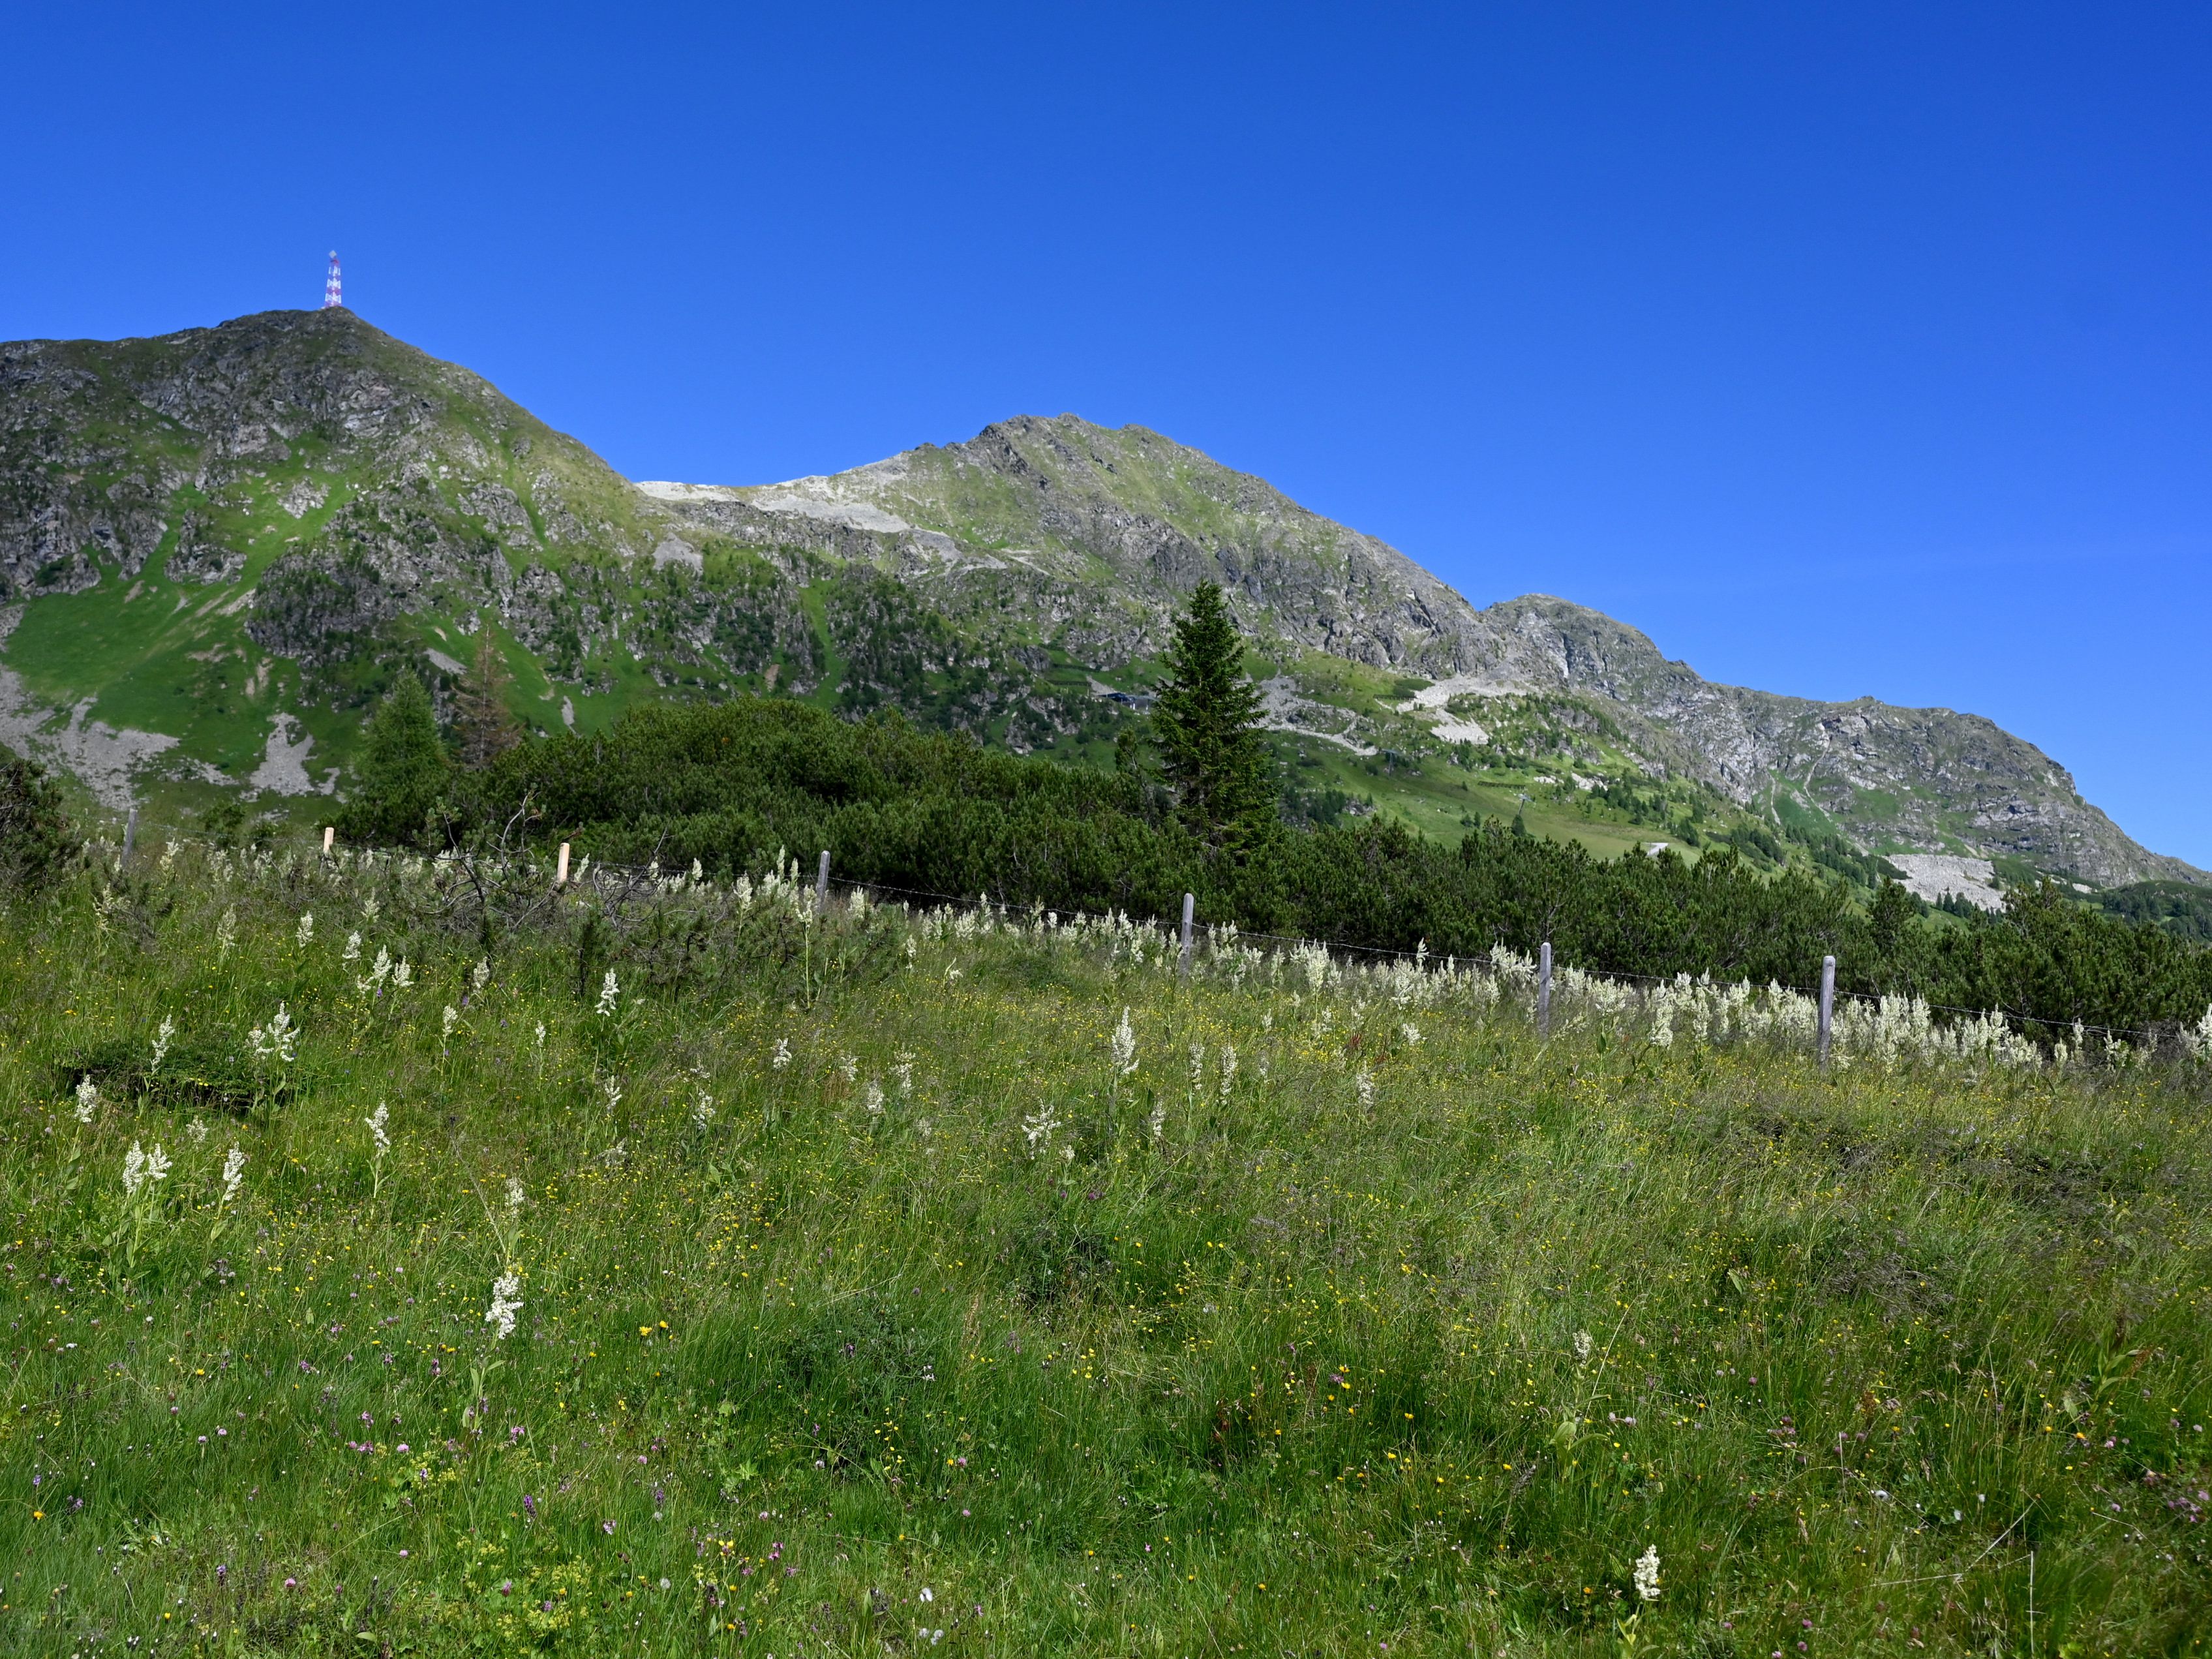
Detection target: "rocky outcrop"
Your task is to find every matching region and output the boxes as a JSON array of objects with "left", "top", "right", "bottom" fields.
[{"left": 1438, "top": 598, "right": 2198, "bottom": 887}]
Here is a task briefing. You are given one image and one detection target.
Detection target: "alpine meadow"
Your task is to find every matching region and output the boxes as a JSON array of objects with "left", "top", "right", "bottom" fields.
[
  {"left": 5, "top": 765, "right": 2212, "bottom": 1652},
  {"left": 5, "top": 314, "right": 2212, "bottom": 1659}
]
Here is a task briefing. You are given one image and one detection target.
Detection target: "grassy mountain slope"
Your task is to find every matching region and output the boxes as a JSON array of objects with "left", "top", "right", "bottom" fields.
[
  {"left": 0, "top": 310, "right": 2194, "bottom": 890},
  {"left": 0, "top": 309, "right": 677, "bottom": 808}
]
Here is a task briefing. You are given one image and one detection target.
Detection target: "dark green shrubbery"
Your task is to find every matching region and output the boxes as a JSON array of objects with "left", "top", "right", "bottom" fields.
[
  {"left": 2097, "top": 878, "right": 2212, "bottom": 943},
  {"left": 0, "top": 750, "right": 76, "bottom": 893}
]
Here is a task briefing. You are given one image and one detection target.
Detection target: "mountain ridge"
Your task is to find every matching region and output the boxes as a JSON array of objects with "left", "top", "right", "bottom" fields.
[
  {"left": 650, "top": 412, "right": 2196, "bottom": 887},
  {"left": 0, "top": 308, "right": 2196, "bottom": 889}
]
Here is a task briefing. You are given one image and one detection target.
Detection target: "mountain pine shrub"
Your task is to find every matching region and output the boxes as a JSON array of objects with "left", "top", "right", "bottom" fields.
[{"left": 0, "top": 750, "right": 74, "bottom": 892}]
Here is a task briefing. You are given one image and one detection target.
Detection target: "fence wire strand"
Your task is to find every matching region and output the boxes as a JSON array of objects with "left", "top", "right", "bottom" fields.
[{"left": 496, "top": 849, "right": 2187, "bottom": 1048}]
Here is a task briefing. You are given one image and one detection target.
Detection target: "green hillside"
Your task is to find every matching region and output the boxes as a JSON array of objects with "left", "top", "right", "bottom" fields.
[
  {"left": 5, "top": 844, "right": 2211, "bottom": 1654},
  {"left": 0, "top": 309, "right": 669, "bottom": 823}
]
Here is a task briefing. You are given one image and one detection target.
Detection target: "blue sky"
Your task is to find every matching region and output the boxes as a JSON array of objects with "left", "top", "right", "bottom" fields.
[{"left": 6, "top": 3, "right": 2208, "bottom": 864}]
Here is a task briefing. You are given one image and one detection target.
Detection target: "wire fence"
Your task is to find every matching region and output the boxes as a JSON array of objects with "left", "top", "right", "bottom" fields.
[
  {"left": 519, "top": 847, "right": 2192, "bottom": 1050},
  {"left": 116, "top": 825, "right": 2200, "bottom": 1054}
]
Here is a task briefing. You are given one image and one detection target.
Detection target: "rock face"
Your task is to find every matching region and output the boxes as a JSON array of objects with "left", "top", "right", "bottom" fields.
[
  {"left": 0, "top": 311, "right": 2197, "bottom": 887},
  {"left": 1415, "top": 596, "right": 2196, "bottom": 889},
  {"left": 1888, "top": 855, "right": 2005, "bottom": 912}
]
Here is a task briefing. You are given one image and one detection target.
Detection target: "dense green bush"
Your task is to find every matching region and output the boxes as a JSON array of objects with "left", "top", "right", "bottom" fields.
[
  {"left": 457, "top": 697, "right": 2212, "bottom": 1041},
  {"left": 0, "top": 749, "right": 76, "bottom": 892}
]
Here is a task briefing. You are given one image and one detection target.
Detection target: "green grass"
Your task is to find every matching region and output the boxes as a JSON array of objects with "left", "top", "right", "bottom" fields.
[
  {"left": 5, "top": 560, "right": 276, "bottom": 777},
  {"left": 4, "top": 847, "right": 2211, "bottom": 1655},
  {"left": 1253, "top": 658, "right": 1740, "bottom": 862},
  {"left": 2, "top": 450, "right": 369, "bottom": 794},
  {"left": 1277, "top": 735, "right": 1663, "bottom": 860},
  {"left": 796, "top": 583, "right": 849, "bottom": 714}
]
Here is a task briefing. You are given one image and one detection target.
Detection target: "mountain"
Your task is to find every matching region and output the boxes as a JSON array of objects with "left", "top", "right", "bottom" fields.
[{"left": 1, "top": 307, "right": 2197, "bottom": 890}]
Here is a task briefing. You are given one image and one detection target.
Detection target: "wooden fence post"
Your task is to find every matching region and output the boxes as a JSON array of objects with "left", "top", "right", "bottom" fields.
[
  {"left": 121, "top": 806, "right": 137, "bottom": 867},
  {"left": 1179, "top": 892, "right": 1195, "bottom": 982},
  {"left": 322, "top": 825, "right": 335, "bottom": 858},
  {"left": 1537, "top": 940, "right": 1553, "bottom": 1040},
  {"left": 1818, "top": 954, "right": 1836, "bottom": 1073},
  {"left": 816, "top": 850, "right": 831, "bottom": 916},
  {"left": 556, "top": 842, "right": 571, "bottom": 886}
]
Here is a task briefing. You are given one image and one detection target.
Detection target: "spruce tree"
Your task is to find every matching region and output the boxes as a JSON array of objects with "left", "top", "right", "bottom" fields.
[
  {"left": 1151, "top": 581, "right": 1273, "bottom": 849},
  {"left": 454, "top": 627, "right": 523, "bottom": 769},
  {"left": 339, "top": 671, "right": 450, "bottom": 847}
]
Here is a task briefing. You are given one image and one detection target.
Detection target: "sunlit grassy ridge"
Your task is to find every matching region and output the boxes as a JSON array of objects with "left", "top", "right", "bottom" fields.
[{"left": 4, "top": 846, "right": 2211, "bottom": 1656}]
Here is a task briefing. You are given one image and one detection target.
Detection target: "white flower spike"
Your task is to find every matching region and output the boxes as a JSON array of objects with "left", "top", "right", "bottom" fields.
[
  {"left": 248, "top": 1003, "right": 298, "bottom": 1065},
  {"left": 1111, "top": 1009, "right": 1137, "bottom": 1077},
  {"left": 220, "top": 1145, "right": 247, "bottom": 1204},
  {"left": 484, "top": 1272, "right": 522, "bottom": 1341}
]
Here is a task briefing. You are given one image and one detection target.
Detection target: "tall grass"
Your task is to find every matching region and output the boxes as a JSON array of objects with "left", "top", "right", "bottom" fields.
[{"left": 3, "top": 844, "right": 2209, "bottom": 1655}]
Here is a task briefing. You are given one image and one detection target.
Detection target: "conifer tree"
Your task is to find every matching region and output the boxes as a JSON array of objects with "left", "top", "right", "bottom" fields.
[
  {"left": 1151, "top": 581, "right": 1273, "bottom": 850},
  {"left": 454, "top": 628, "right": 523, "bottom": 769},
  {"left": 339, "top": 671, "right": 450, "bottom": 847}
]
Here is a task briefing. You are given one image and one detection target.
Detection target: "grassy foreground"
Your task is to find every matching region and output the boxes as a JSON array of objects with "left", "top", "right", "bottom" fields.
[{"left": 4, "top": 847, "right": 2211, "bottom": 1656}]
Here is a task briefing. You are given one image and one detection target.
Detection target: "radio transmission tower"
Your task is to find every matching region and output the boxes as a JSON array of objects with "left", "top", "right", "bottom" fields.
[{"left": 322, "top": 251, "right": 343, "bottom": 311}]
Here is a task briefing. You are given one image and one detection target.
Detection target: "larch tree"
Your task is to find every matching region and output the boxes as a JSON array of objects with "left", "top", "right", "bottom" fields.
[{"left": 454, "top": 627, "right": 523, "bottom": 770}]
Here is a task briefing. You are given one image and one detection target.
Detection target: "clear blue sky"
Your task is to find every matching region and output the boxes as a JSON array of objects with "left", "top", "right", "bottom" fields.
[{"left": 6, "top": 3, "right": 2207, "bottom": 865}]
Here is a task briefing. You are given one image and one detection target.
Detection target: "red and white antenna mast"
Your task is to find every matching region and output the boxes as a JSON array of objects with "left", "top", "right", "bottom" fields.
[{"left": 322, "top": 251, "right": 343, "bottom": 310}]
